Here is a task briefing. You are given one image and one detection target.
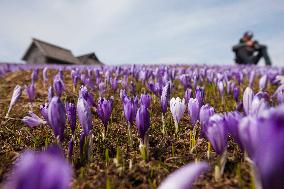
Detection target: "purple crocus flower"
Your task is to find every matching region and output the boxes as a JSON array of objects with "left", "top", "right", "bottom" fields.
[
  {"left": 79, "top": 86, "right": 95, "bottom": 107},
  {"left": 273, "top": 84, "right": 284, "bottom": 104},
  {"left": 136, "top": 105, "right": 150, "bottom": 144},
  {"left": 179, "top": 74, "right": 191, "bottom": 90},
  {"left": 6, "top": 85, "right": 23, "bottom": 118},
  {"left": 120, "top": 89, "right": 127, "bottom": 102},
  {"left": 98, "top": 82, "right": 106, "bottom": 96},
  {"left": 161, "top": 82, "right": 171, "bottom": 114},
  {"left": 141, "top": 93, "right": 152, "bottom": 108},
  {"left": 249, "top": 71, "right": 255, "bottom": 88},
  {"left": 48, "top": 86, "right": 54, "bottom": 103},
  {"left": 184, "top": 88, "right": 192, "bottom": 104},
  {"left": 250, "top": 96, "right": 269, "bottom": 117},
  {"left": 217, "top": 81, "right": 225, "bottom": 97},
  {"left": 53, "top": 74, "right": 65, "bottom": 97},
  {"left": 22, "top": 111, "right": 46, "bottom": 128},
  {"left": 243, "top": 87, "right": 254, "bottom": 115},
  {"left": 123, "top": 96, "right": 135, "bottom": 125},
  {"left": 5, "top": 145, "right": 72, "bottom": 189},
  {"left": 238, "top": 116, "right": 259, "bottom": 158},
  {"left": 39, "top": 103, "right": 49, "bottom": 124},
  {"left": 31, "top": 69, "right": 38, "bottom": 83},
  {"left": 195, "top": 86, "right": 205, "bottom": 107},
  {"left": 110, "top": 77, "right": 118, "bottom": 92},
  {"left": 97, "top": 97, "right": 113, "bottom": 132},
  {"left": 199, "top": 104, "right": 215, "bottom": 136},
  {"left": 158, "top": 162, "right": 209, "bottom": 189},
  {"left": 233, "top": 86, "right": 240, "bottom": 102},
  {"left": 205, "top": 114, "right": 228, "bottom": 155},
  {"left": 71, "top": 69, "right": 80, "bottom": 88},
  {"left": 224, "top": 111, "right": 244, "bottom": 149},
  {"left": 26, "top": 83, "right": 36, "bottom": 102},
  {"left": 66, "top": 102, "right": 76, "bottom": 134},
  {"left": 259, "top": 74, "right": 268, "bottom": 91},
  {"left": 48, "top": 96, "right": 66, "bottom": 141},
  {"left": 43, "top": 67, "right": 48, "bottom": 84},
  {"left": 253, "top": 105, "right": 284, "bottom": 189},
  {"left": 77, "top": 97, "right": 93, "bottom": 135},
  {"left": 188, "top": 98, "right": 200, "bottom": 126}
]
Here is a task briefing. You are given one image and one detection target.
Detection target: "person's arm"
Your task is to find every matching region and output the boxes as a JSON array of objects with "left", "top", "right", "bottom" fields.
[{"left": 232, "top": 43, "right": 247, "bottom": 52}]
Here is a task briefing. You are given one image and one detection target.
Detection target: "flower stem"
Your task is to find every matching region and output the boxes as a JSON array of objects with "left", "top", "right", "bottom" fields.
[
  {"left": 161, "top": 113, "right": 165, "bottom": 135},
  {"left": 127, "top": 122, "right": 133, "bottom": 147}
]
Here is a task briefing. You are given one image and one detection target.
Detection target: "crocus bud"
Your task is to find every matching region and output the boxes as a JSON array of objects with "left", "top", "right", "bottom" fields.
[
  {"left": 170, "top": 97, "right": 186, "bottom": 123},
  {"left": 43, "top": 67, "right": 48, "bottom": 83},
  {"left": 136, "top": 105, "right": 150, "bottom": 144},
  {"left": 253, "top": 105, "right": 284, "bottom": 189},
  {"left": 79, "top": 86, "right": 95, "bottom": 107},
  {"left": 66, "top": 102, "right": 76, "bottom": 134},
  {"left": 161, "top": 83, "right": 171, "bottom": 114},
  {"left": 239, "top": 116, "right": 259, "bottom": 158},
  {"left": 71, "top": 69, "right": 80, "bottom": 87},
  {"left": 6, "top": 85, "right": 23, "bottom": 118},
  {"left": 243, "top": 87, "right": 254, "bottom": 115},
  {"left": 217, "top": 81, "right": 225, "bottom": 97},
  {"left": 110, "top": 77, "right": 118, "bottom": 92},
  {"left": 120, "top": 89, "right": 127, "bottom": 102},
  {"left": 199, "top": 104, "right": 215, "bottom": 128},
  {"left": 259, "top": 74, "right": 268, "bottom": 91},
  {"left": 97, "top": 97, "right": 113, "bottom": 130},
  {"left": 22, "top": 111, "right": 46, "bottom": 128},
  {"left": 31, "top": 69, "right": 38, "bottom": 83},
  {"left": 224, "top": 111, "right": 243, "bottom": 149},
  {"left": 5, "top": 145, "right": 73, "bottom": 189},
  {"left": 39, "top": 103, "right": 49, "bottom": 124},
  {"left": 233, "top": 86, "right": 240, "bottom": 102},
  {"left": 53, "top": 74, "right": 65, "bottom": 97},
  {"left": 205, "top": 114, "right": 228, "bottom": 155},
  {"left": 48, "top": 96, "right": 66, "bottom": 141},
  {"left": 188, "top": 98, "right": 200, "bottom": 126},
  {"left": 158, "top": 162, "right": 209, "bottom": 189},
  {"left": 123, "top": 96, "right": 135, "bottom": 125},
  {"left": 184, "top": 88, "right": 192, "bottom": 104},
  {"left": 26, "top": 83, "right": 36, "bottom": 102},
  {"left": 141, "top": 93, "right": 152, "bottom": 108},
  {"left": 195, "top": 86, "right": 205, "bottom": 107},
  {"left": 48, "top": 86, "right": 54, "bottom": 103},
  {"left": 249, "top": 71, "right": 255, "bottom": 88},
  {"left": 77, "top": 97, "right": 93, "bottom": 135},
  {"left": 98, "top": 82, "right": 106, "bottom": 96}
]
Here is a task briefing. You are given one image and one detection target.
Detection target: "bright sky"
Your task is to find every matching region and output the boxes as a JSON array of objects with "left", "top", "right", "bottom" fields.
[{"left": 0, "top": 0, "right": 284, "bottom": 66}]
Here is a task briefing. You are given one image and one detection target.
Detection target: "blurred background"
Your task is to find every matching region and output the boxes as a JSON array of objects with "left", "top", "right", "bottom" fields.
[{"left": 0, "top": 0, "right": 283, "bottom": 66}]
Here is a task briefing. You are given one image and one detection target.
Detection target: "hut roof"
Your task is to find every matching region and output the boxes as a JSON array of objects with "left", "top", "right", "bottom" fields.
[{"left": 22, "top": 38, "right": 79, "bottom": 64}]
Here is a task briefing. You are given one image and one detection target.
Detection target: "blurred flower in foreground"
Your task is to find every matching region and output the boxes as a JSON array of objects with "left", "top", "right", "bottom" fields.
[
  {"left": 5, "top": 145, "right": 72, "bottom": 189},
  {"left": 158, "top": 161, "right": 209, "bottom": 189}
]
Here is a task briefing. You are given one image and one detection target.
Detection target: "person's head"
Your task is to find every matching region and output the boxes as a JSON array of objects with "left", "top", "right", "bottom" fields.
[{"left": 242, "top": 31, "right": 254, "bottom": 41}]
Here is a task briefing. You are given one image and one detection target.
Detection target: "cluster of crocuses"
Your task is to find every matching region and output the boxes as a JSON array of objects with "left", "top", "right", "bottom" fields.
[{"left": 2, "top": 62, "right": 284, "bottom": 189}]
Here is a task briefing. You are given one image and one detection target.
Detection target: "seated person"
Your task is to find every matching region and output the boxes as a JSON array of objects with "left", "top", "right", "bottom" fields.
[{"left": 232, "top": 31, "right": 272, "bottom": 65}]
